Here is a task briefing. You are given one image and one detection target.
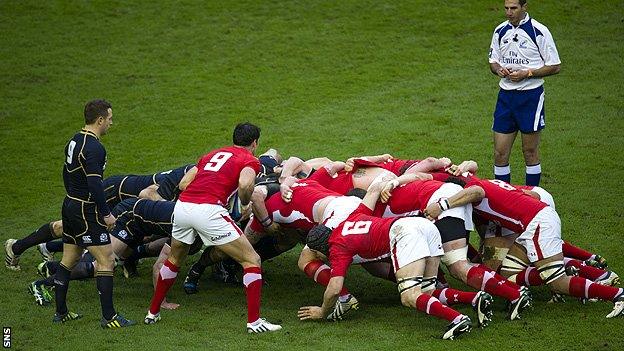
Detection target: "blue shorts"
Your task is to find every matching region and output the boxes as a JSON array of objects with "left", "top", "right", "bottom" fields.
[{"left": 493, "top": 86, "right": 545, "bottom": 134}]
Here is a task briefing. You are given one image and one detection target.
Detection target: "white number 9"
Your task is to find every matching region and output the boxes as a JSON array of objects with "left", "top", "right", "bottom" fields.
[{"left": 204, "top": 152, "right": 233, "bottom": 172}]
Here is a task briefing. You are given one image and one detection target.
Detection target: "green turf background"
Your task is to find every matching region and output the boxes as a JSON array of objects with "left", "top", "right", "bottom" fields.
[{"left": 1, "top": 1, "right": 623, "bottom": 350}]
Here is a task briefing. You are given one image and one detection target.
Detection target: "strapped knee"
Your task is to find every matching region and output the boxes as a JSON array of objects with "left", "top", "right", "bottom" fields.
[
  {"left": 441, "top": 246, "right": 468, "bottom": 266},
  {"left": 538, "top": 260, "right": 566, "bottom": 285},
  {"left": 397, "top": 276, "right": 423, "bottom": 294},
  {"left": 501, "top": 254, "right": 528, "bottom": 274},
  {"left": 421, "top": 277, "right": 437, "bottom": 293}
]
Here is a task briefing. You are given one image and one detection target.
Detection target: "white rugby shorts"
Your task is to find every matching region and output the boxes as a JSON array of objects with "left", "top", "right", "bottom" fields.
[
  {"left": 172, "top": 201, "right": 242, "bottom": 246},
  {"left": 516, "top": 206, "right": 563, "bottom": 263},
  {"left": 427, "top": 182, "right": 474, "bottom": 231},
  {"left": 389, "top": 217, "right": 443, "bottom": 272}
]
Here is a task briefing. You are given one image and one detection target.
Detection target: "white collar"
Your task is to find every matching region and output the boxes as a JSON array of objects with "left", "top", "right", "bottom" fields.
[{"left": 509, "top": 13, "right": 530, "bottom": 27}]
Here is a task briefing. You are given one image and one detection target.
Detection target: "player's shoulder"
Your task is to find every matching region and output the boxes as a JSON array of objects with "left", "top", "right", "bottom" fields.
[
  {"left": 493, "top": 20, "right": 510, "bottom": 34},
  {"left": 529, "top": 17, "right": 550, "bottom": 32}
]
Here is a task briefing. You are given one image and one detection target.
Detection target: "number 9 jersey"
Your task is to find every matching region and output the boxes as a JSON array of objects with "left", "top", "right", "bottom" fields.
[{"left": 179, "top": 146, "right": 260, "bottom": 206}]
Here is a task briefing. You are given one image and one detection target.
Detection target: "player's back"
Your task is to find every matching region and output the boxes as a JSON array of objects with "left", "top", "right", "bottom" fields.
[
  {"left": 469, "top": 178, "right": 547, "bottom": 232},
  {"left": 308, "top": 167, "right": 353, "bottom": 195},
  {"left": 63, "top": 129, "right": 105, "bottom": 200},
  {"left": 180, "top": 146, "right": 259, "bottom": 206},
  {"left": 331, "top": 205, "right": 393, "bottom": 259},
  {"left": 387, "top": 179, "right": 443, "bottom": 214}
]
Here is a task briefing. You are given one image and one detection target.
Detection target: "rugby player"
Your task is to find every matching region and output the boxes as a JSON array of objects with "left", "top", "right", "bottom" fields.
[
  {"left": 144, "top": 122, "right": 282, "bottom": 333},
  {"left": 298, "top": 181, "right": 472, "bottom": 340},
  {"left": 425, "top": 177, "right": 624, "bottom": 318},
  {"left": 54, "top": 99, "right": 134, "bottom": 328}
]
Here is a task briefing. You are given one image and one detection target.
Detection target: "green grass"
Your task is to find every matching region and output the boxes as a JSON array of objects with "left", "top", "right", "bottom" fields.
[{"left": 1, "top": 1, "right": 623, "bottom": 350}]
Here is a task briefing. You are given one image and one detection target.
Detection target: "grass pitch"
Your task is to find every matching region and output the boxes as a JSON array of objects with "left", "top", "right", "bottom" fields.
[{"left": 0, "top": 1, "right": 623, "bottom": 350}]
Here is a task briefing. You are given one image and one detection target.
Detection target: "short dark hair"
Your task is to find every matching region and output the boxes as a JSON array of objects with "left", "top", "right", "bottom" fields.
[
  {"left": 518, "top": 0, "right": 527, "bottom": 6},
  {"left": 233, "top": 122, "right": 260, "bottom": 146},
  {"left": 346, "top": 188, "right": 367, "bottom": 199},
  {"left": 306, "top": 224, "right": 332, "bottom": 256},
  {"left": 444, "top": 176, "right": 467, "bottom": 187},
  {"left": 84, "top": 99, "right": 112, "bottom": 124}
]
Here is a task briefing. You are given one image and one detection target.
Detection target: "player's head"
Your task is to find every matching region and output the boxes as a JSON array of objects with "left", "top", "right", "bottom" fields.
[
  {"left": 84, "top": 99, "right": 113, "bottom": 134},
  {"left": 444, "top": 176, "right": 467, "bottom": 188},
  {"left": 306, "top": 224, "right": 332, "bottom": 256},
  {"left": 504, "top": 0, "right": 527, "bottom": 25},
  {"left": 233, "top": 122, "right": 260, "bottom": 153}
]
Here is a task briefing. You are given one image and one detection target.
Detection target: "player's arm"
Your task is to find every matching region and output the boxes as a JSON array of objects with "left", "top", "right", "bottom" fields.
[
  {"left": 298, "top": 276, "right": 344, "bottom": 320},
  {"left": 279, "top": 157, "right": 308, "bottom": 182},
  {"left": 379, "top": 172, "right": 432, "bottom": 203},
  {"left": 488, "top": 29, "right": 511, "bottom": 78},
  {"left": 279, "top": 156, "right": 332, "bottom": 181},
  {"left": 404, "top": 157, "right": 452, "bottom": 174},
  {"left": 423, "top": 185, "right": 485, "bottom": 220},
  {"left": 178, "top": 166, "right": 198, "bottom": 191},
  {"left": 139, "top": 184, "right": 165, "bottom": 201},
  {"left": 344, "top": 154, "right": 393, "bottom": 171},
  {"left": 508, "top": 64, "right": 560, "bottom": 82},
  {"left": 447, "top": 160, "right": 479, "bottom": 176},
  {"left": 238, "top": 166, "right": 257, "bottom": 206},
  {"left": 84, "top": 143, "right": 114, "bottom": 225}
]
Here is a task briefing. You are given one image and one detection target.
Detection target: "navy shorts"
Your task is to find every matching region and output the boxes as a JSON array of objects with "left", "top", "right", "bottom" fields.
[
  {"left": 493, "top": 86, "right": 545, "bottom": 134},
  {"left": 61, "top": 197, "right": 111, "bottom": 248}
]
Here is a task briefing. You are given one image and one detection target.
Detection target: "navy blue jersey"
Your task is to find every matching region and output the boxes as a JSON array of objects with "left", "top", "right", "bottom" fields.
[
  {"left": 63, "top": 129, "right": 109, "bottom": 215},
  {"left": 111, "top": 198, "right": 174, "bottom": 246},
  {"left": 103, "top": 164, "right": 194, "bottom": 207},
  {"left": 155, "top": 164, "right": 195, "bottom": 201}
]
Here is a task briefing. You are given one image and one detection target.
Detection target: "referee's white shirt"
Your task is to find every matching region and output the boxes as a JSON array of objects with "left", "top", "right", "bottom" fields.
[{"left": 489, "top": 13, "right": 561, "bottom": 91}]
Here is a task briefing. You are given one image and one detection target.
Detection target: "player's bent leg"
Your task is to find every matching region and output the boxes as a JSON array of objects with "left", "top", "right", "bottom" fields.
[
  {"left": 218, "top": 235, "right": 281, "bottom": 333},
  {"left": 397, "top": 259, "right": 471, "bottom": 340},
  {"left": 150, "top": 244, "right": 179, "bottom": 310},
  {"left": 535, "top": 253, "right": 624, "bottom": 318},
  {"left": 146, "top": 238, "right": 191, "bottom": 324}
]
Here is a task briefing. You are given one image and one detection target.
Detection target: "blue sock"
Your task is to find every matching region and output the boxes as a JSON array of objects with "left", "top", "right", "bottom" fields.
[
  {"left": 494, "top": 164, "right": 511, "bottom": 183},
  {"left": 526, "top": 163, "right": 541, "bottom": 186}
]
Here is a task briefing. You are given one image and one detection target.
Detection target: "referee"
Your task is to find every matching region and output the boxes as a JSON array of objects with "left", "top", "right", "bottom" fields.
[
  {"left": 488, "top": 0, "right": 561, "bottom": 186},
  {"left": 54, "top": 99, "right": 135, "bottom": 328}
]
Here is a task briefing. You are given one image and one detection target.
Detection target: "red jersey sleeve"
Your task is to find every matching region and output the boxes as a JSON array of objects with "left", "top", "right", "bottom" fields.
[{"left": 329, "top": 244, "right": 354, "bottom": 277}]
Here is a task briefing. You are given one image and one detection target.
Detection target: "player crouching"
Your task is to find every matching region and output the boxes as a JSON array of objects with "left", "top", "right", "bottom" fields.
[{"left": 298, "top": 181, "right": 472, "bottom": 340}]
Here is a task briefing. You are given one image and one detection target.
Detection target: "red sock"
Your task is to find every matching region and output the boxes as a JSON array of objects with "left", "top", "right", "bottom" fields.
[
  {"left": 564, "top": 259, "right": 606, "bottom": 281},
  {"left": 466, "top": 266, "right": 520, "bottom": 302},
  {"left": 562, "top": 241, "right": 593, "bottom": 261},
  {"left": 515, "top": 267, "right": 544, "bottom": 286},
  {"left": 568, "top": 276, "right": 622, "bottom": 301},
  {"left": 304, "top": 260, "right": 349, "bottom": 296},
  {"left": 478, "top": 264, "right": 521, "bottom": 290},
  {"left": 149, "top": 259, "right": 179, "bottom": 314},
  {"left": 243, "top": 266, "right": 263, "bottom": 323},
  {"left": 415, "top": 294, "right": 462, "bottom": 322},
  {"left": 432, "top": 288, "right": 478, "bottom": 306}
]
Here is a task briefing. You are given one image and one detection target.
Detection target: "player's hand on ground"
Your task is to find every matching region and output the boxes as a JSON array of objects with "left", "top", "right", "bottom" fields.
[
  {"left": 380, "top": 180, "right": 399, "bottom": 203},
  {"left": 161, "top": 301, "right": 180, "bottom": 310},
  {"left": 298, "top": 306, "right": 324, "bottom": 320},
  {"left": 103, "top": 213, "right": 116, "bottom": 229},
  {"left": 423, "top": 202, "right": 442, "bottom": 221}
]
